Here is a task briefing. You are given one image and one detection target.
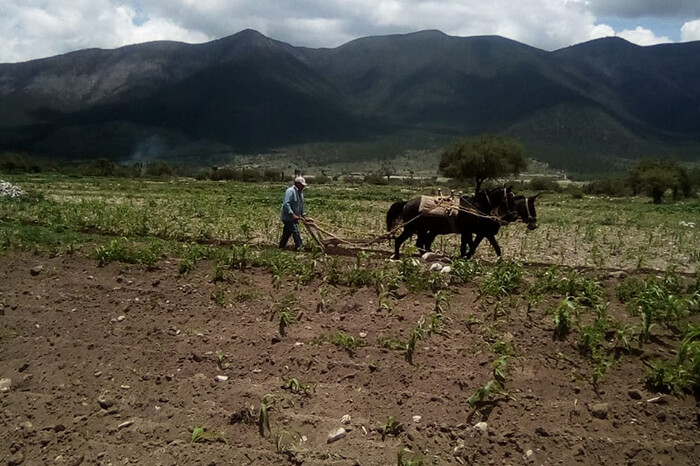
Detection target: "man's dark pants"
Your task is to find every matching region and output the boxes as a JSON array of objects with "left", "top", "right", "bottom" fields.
[{"left": 279, "top": 220, "right": 302, "bottom": 250}]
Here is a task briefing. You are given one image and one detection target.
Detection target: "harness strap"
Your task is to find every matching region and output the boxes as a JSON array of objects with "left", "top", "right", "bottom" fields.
[{"left": 525, "top": 197, "right": 531, "bottom": 221}]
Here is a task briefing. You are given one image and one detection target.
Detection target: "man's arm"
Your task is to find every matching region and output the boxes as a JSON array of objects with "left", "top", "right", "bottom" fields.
[{"left": 282, "top": 189, "right": 295, "bottom": 218}]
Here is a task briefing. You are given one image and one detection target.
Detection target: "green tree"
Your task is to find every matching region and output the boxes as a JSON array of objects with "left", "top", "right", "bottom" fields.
[
  {"left": 439, "top": 134, "right": 527, "bottom": 194},
  {"left": 628, "top": 159, "right": 687, "bottom": 204}
]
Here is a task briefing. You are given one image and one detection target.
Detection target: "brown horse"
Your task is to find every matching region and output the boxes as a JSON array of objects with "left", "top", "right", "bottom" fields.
[
  {"left": 385, "top": 186, "right": 515, "bottom": 259},
  {"left": 418, "top": 194, "right": 538, "bottom": 259}
]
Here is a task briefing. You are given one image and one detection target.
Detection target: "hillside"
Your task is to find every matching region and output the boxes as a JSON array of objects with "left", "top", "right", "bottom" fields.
[{"left": 1, "top": 29, "right": 699, "bottom": 173}]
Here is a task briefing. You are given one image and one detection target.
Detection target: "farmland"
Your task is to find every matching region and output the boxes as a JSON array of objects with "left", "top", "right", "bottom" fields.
[{"left": 1, "top": 174, "right": 699, "bottom": 465}]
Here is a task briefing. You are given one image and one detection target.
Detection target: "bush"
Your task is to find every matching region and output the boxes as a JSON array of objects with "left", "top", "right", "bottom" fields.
[
  {"left": 528, "top": 177, "right": 561, "bottom": 192},
  {"left": 584, "top": 177, "right": 630, "bottom": 197},
  {"left": 144, "top": 160, "right": 175, "bottom": 177},
  {"left": 364, "top": 174, "right": 389, "bottom": 185},
  {"left": 564, "top": 184, "right": 584, "bottom": 199}
]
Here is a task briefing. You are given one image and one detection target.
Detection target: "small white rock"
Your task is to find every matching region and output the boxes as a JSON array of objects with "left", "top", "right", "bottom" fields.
[
  {"left": 214, "top": 375, "right": 229, "bottom": 382},
  {"left": 359, "top": 332, "right": 367, "bottom": 338},
  {"left": 0, "top": 378, "right": 11, "bottom": 392},
  {"left": 327, "top": 427, "right": 347, "bottom": 443},
  {"left": 118, "top": 420, "right": 134, "bottom": 429},
  {"left": 429, "top": 263, "right": 443, "bottom": 272},
  {"left": 473, "top": 421, "right": 488, "bottom": 433},
  {"left": 340, "top": 414, "right": 352, "bottom": 425},
  {"left": 116, "top": 315, "right": 126, "bottom": 322},
  {"left": 412, "top": 415, "right": 422, "bottom": 423}
]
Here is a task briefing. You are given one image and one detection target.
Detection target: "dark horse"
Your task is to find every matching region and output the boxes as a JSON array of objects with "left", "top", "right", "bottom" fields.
[
  {"left": 386, "top": 186, "right": 515, "bottom": 259},
  {"left": 417, "top": 194, "right": 538, "bottom": 259}
]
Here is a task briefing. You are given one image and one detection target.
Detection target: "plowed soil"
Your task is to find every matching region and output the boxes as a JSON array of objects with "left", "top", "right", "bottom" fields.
[{"left": 1, "top": 251, "right": 698, "bottom": 465}]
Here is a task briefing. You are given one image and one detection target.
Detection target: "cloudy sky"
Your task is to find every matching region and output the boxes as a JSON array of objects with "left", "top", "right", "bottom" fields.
[{"left": 2, "top": 0, "right": 700, "bottom": 63}]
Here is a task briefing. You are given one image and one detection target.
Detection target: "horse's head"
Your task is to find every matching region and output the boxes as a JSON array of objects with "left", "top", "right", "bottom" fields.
[
  {"left": 517, "top": 194, "right": 538, "bottom": 230},
  {"left": 464, "top": 185, "right": 514, "bottom": 213}
]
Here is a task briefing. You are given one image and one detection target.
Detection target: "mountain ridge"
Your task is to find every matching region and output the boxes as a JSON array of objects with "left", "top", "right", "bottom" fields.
[{"left": 1, "top": 29, "right": 699, "bottom": 172}]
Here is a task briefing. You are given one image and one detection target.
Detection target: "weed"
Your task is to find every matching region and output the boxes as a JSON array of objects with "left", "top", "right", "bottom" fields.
[
  {"left": 211, "top": 288, "right": 226, "bottom": 307},
  {"left": 212, "top": 263, "right": 226, "bottom": 282}
]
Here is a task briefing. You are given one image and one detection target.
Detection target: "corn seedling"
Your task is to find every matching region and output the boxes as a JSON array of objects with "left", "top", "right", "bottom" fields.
[
  {"left": 275, "top": 429, "right": 303, "bottom": 455},
  {"left": 397, "top": 448, "right": 426, "bottom": 466},
  {"left": 380, "top": 336, "right": 408, "bottom": 351},
  {"left": 191, "top": 426, "right": 228, "bottom": 445},
  {"left": 378, "top": 290, "right": 398, "bottom": 313},
  {"left": 179, "top": 257, "right": 195, "bottom": 275},
  {"left": 315, "top": 332, "right": 365, "bottom": 353},
  {"left": 552, "top": 297, "right": 576, "bottom": 340},
  {"left": 378, "top": 416, "right": 404, "bottom": 441},
  {"left": 271, "top": 294, "right": 301, "bottom": 336},
  {"left": 480, "top": 261, "right": 523, "bottom": 297},
  {"left": 450, "top": 258, "right": 480, "bottom": 283},
  {"left": 434, "top": 290, "right": 451, "bottom": 314},
  {"left": 281, "top": 377, "right": 315, "bottom": 396},
  {"left": 216, "top": 351, "right": 229, "bottom": 370},
  {"left": 467, "top": 379, "right": 507, "bottom": 408},
  {"left": 258, "top": 394, "right": 280, "bottom": 437}
]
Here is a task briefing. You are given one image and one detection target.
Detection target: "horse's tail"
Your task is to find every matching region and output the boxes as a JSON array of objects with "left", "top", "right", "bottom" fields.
[{"left": 387, "top": 200, "right": 407, "bottom": 232}]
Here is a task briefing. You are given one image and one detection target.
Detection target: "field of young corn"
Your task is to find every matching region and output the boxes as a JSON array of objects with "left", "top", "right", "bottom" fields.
[
  {"left": 0, "top": 174, "right": 699, "bottom": 465},
  {"left": 0, "top": 174, "right": 699, "bottom": 272}
]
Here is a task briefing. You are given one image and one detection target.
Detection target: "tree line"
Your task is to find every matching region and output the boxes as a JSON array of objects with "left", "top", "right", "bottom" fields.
[{"left": 438, "top": 134, "right": 699, "bottom": 203}]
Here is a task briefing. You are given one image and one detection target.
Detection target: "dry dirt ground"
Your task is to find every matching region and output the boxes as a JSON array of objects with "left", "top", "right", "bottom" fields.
[{"left": 1, "top": 251, "right": 699, "bottom": 466}]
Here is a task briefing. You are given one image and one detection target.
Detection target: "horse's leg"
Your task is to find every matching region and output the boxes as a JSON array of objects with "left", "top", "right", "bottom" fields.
[
  {"left": 484, "top": 234, "right": 502, "bottom": 259},
  {"left": 460, "top": 232, "right": 473, "bottom": 258},
  {"left": 393, "top": 228, "right": 414, "bottom": 259},
  {"left": 415, "top": 230, "right": 428, "bottom": 254},
  {"left": 466, "top": 233, "right": 485, "bottom": 259},
  {"left": 425, "top": 232, "right": 438, "bottom": 252}
]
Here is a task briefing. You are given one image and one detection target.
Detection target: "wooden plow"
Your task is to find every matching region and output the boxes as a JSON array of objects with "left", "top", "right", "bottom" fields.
[{"left": 300, "top": 218, "right": 396, "bottom": 256}]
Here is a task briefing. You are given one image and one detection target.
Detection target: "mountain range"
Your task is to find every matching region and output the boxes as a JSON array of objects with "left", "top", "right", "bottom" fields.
[{"left": 1, "top": 29, "right": 699, "bottom": 173}]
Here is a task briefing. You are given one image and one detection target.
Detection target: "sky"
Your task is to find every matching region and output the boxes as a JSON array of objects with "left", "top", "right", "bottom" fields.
[{"left": 2, "top": 0, "right": 700, "bottom": 63}]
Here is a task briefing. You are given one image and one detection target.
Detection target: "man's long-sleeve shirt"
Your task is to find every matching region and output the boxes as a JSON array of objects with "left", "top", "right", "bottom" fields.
[{"left": 280, "top": 185, "right": 306, "bottom": 221}]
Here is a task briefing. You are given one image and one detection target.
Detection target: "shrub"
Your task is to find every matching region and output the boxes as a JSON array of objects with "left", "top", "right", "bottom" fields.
[{"left": 528, "top": 177, "right": 561, "bottom": 192}]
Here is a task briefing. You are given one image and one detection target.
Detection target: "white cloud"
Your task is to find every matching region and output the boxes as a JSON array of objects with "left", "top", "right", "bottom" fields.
[
  {"left": 588, "top": 0, "right": 700, "bottom": 18},
  {"left": 617, "top": 26, "right": 672, "bottom": 46},
  {"left": 0, "top": 0, "right": 696, "bottom": 63},
  {"left": 0, "top": 0, "right": 209, "bottom": 63},
  {"left": 681, "top": 19, "right": 700, "bottom": 41}
]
